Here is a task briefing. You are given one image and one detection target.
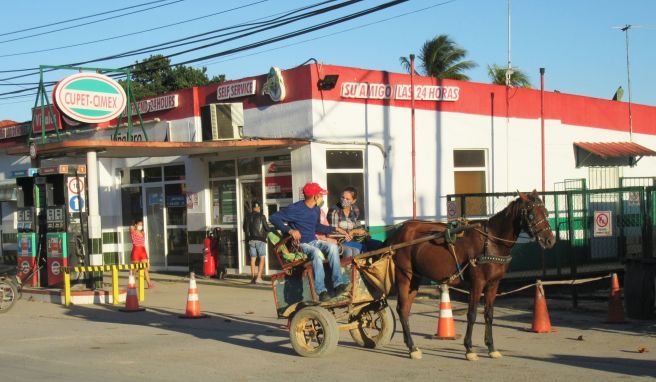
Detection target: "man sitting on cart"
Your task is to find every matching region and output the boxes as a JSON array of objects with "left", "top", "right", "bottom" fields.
[{"left": 270, "top": 182, "right": 352, "bottom": 302}]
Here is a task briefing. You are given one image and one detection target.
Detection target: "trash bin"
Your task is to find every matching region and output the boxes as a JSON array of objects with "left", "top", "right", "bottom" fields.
[{"left": 624, "top": 258, "right": 656, "bottom": 319}]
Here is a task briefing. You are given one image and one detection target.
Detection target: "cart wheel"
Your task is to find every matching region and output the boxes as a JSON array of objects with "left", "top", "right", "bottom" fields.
[
  {"left": 0, "top": 280, "right": 18, "bottom": 313},
  {"left": 289, "top": 306, "right": 339, "bottom": 357},
  {"left": 349, "top": 305, "right": 395, "bottom": 348}
]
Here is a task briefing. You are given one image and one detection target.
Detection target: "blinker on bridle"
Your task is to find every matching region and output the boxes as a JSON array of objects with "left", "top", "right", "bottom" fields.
[{"left": 521, "top": 201, "right": 550, "bottom": 239}]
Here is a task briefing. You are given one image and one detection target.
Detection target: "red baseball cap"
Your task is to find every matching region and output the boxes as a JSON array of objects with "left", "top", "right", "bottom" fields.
[{"left": 303, "top": 182, "right": 328, "bottom": 197}]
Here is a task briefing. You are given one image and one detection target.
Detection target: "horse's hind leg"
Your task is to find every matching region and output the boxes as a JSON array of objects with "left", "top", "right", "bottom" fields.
[
  {"left": 464, "top": 280, "right": 484, "bottom": 361},
  {"left": 484, "top": 281, "right": 502, "bottom": 359},
  {"left": 396, "top": 273, "right": 422, "bottom": 359}
]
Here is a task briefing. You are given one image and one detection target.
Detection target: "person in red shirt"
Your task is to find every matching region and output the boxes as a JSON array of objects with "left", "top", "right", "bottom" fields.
[{"left": 130, "top": 219, "right": 154, "bottom": 289}]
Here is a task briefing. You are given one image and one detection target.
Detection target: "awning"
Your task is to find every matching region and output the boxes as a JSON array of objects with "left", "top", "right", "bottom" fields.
[
  {"left": 6, "top": 138, "right": 309, "bottom": 159},
  {"left": 574, "top": 141, "right": 656, "bottom": 167},
  {"left": 0, "top": 180, "right": 16, "bottom": 202}
]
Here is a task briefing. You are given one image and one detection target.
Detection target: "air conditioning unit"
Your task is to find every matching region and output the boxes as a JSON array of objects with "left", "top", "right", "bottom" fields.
[{"left": 201, "top": 103, "right": 243, "bottom": 141}]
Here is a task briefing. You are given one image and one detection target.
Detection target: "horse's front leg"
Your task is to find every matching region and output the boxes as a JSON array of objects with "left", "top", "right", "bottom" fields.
[
  {"left": 396, "top": 273, "right": 422, "bottom": 359},
  {"left": 464, "top": 280, "right": 484, "bottom": 361},
  {"left": 484, "top": 281, "right": 502, "bottom": 359}
]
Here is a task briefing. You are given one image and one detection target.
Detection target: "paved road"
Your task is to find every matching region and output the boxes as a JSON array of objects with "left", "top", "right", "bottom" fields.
[{"left": 1, "top": 278, "right": 654, "bottom": 382}]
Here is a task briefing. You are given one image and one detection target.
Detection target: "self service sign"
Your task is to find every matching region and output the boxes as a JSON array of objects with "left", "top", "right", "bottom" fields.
[{"left": 54, "top": 72, "right": 127, "bottom": 124}]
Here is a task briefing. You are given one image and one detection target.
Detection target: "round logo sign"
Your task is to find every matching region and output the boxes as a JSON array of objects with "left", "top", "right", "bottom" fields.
[
  {"left": 54, "top": 72, "right": 127, "bottom": 124},
  {"left": 51, "top": 261, "right": 61, "bottom": 276},
  {"left": 20, "top": 261, "right": 30, "bottom": 274}
]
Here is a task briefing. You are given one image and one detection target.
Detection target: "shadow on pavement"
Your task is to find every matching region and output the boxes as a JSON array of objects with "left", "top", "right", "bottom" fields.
[
  {"left": 62, "top": 304, "right": 295, "bottom": 356},
  {"left": 515, "top": 354, "right": 656, "bottom": 378}
]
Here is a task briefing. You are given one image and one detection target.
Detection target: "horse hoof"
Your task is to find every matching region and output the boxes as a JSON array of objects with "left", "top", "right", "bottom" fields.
[
  {"left": 465, "top": 352, "right": 479, "bottom": 361},
  {"left": 489, "top": 351, "right": 503, "bottom": 359},
  {"left": 409, "top": 349, "right": 423, "bottom": 360}
]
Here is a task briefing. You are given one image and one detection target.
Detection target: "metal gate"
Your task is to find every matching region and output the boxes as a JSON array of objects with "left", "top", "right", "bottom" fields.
[{"left": 447, "top": 186, "right": 653, "bottom": 275}]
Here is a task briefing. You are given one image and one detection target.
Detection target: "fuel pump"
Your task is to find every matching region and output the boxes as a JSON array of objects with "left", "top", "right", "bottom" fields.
[
  {"left": 15, "top": 173, "right": 39, "bottom": 286},
  {"left": 39, "top": 165, "right": 89, "bottom": 287}
]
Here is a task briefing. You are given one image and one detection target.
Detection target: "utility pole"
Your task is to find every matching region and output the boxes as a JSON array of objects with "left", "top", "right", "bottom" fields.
[
  {"left": 620, "top": 24, "right": 633, "bottom": 141},
  {"left": 506, "top": 0, "right": 513, "bottom": 86}
]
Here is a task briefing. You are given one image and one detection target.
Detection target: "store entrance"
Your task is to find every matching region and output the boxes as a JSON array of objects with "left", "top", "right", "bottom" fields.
[
  {"left": 144, "top": 185, "right": 165, "bottom": 267},
  {"left": 240, "top": 180, "right": 264, "bottom": 274}
]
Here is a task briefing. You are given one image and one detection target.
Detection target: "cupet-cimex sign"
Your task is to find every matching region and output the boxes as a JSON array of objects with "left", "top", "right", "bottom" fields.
[{"left": 54, "top": 72, "right": 127, "bottom": 124}]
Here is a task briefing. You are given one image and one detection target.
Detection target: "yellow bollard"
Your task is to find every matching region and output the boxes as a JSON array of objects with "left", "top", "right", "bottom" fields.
[
  {"left": 138, "top": 268, "right": 145, "bottom": 302},
  {"left": 112, "top": 266, "right": 119, "bottom": 305},
  {"left": 64, "top": 271, "right": 71, "bottom": 306}
]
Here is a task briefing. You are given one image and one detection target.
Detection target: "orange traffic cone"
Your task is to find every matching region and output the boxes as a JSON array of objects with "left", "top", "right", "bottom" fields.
[
  {"left": 434, "top": 284, "right": 458, "bottom": 340},
  {"left": 531, "top": 281, "right": 553, "bottom": 333},
  {"left": 606, "top": 273, "right": 626, "bottom": 324},
  {"left": 119, "top": 272, "right": 145, "bottom": 312},
  {"left": 179, "top": 272, "right": 208, "bottom": 319}
]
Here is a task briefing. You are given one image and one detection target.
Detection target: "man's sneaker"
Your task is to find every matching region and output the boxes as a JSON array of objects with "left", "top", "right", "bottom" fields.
[
  {"left": 250, "top": 278, "right": 256, "bottom": 285},
  {"left": 255, "top": 277, "right": 267, "bottom": 285},
  {"left": 319, "top": 291, "right": 331, "bottom": 302},
  {"left": 334, "top": 283, "right": 352, "bottom": 296}
]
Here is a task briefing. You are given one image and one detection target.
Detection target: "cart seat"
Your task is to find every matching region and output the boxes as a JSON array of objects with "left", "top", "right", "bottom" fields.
[{"left": 267, "top": 231, "right": 311, "bottom": 270}]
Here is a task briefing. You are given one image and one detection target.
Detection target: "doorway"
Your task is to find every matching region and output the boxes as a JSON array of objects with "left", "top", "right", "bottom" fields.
[
  {"left": 240, "top": 180, "right": 264, "bottom": 275},
  {"left": 144, "top": 186, "right": 165, "bottom": 267}
]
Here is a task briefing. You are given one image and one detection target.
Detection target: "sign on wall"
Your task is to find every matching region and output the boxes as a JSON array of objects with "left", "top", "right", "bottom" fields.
[
  {"left": 216, "top": 80, "right": 256, "bottom": 100},
  {"left": 341, "top": 82, "right": 460, "bottom": 101},
  {"left": 54, "top": 72, "right": 127, "bottom": 124},
  {"left": 593, "top": 211, "right": 612, "bottom": 237}
]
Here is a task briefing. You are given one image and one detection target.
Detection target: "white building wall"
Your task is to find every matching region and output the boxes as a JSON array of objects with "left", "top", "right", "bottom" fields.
[{"left": 243, "top": 100, "right": 314, "bottom": 139}]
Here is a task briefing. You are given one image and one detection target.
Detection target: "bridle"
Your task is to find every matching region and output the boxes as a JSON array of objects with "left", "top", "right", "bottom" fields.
[{"left": 520, "top": 200, "right": 551, "bottom": 243}]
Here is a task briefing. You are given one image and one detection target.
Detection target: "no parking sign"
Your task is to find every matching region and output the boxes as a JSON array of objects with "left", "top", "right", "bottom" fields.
[{"left": 593, "top": 211, "right": 612, "bottom": 237}]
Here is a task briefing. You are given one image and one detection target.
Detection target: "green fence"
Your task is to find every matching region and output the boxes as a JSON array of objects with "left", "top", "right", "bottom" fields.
[{"left": 446, "top": 186, "right": 654, "bottom": 276}]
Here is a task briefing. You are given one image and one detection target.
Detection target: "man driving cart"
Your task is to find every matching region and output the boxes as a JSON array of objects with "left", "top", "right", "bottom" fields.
[{"left": 269, "top": 182, "right": 351, "bottom": 302}]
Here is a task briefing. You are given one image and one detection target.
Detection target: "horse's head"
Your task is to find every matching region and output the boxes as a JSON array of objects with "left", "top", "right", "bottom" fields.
[{"left": 517, "top": 190, "right": 556, "bottom": 249}]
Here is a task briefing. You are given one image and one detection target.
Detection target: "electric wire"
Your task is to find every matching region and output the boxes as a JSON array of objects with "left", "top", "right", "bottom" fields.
[
  {"left": 0, "top": 0, "right": 410, "bottom": 101},
  {"left": 0, "top": 0, "right": 185, "bottom": 45},
  {"left": 0, "top": 0, "right": 270, "bottom": 58},
  {"left": 0, "top": 0, "right": 171, "bottom": 37}
]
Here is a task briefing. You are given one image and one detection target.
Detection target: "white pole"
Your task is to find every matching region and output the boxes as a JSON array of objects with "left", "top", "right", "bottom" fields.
[{"left": 622, "top": 25, "right": 633, "bottom": 141}]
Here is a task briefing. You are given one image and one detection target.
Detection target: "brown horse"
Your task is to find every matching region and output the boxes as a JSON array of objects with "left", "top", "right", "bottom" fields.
[{"left": 388, "top": 191, "right": 556, "bottom": 360}]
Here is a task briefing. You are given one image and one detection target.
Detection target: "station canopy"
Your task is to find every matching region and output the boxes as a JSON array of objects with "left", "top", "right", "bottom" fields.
[
  {"left": 7, "top": 139, "right": 309, "bottom": 159},
  {"left": 574, "top": 141, "right": 656, "bottom": 167}
]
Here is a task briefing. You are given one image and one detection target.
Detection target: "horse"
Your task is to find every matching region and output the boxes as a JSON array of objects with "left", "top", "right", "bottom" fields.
[{"left": 387, "top": 190, "right": 556, "bottom": 360}]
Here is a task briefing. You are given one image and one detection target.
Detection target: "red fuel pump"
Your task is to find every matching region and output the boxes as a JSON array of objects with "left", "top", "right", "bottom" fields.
[{"left": 203, "top": 230, "right": 217, "bottom": 277}]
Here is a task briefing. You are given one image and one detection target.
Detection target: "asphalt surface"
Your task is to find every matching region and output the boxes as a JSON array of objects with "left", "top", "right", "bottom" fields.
[{"left": 1, "top": 273, "right": 655, "bottom": 382}]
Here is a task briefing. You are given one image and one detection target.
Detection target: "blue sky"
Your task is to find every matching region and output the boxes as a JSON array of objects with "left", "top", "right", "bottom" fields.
[{"left": 0, "top": 0, "right": 654, "bottom": 122}]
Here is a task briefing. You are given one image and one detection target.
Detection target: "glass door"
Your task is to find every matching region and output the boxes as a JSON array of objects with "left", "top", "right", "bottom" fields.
[
  {"left": 144, "top": 186, "right": 165, "bottom": 267},
  {"left": 240, "top": 180, "right": 264, "bottom": 274}
]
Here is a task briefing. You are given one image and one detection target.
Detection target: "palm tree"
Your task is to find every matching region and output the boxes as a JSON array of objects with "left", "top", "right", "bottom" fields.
[
  {"left": 399, "top": 35, "right": 477, "bottom": 80},
  {"left": 487, "top": 64, "right": 532, "bottom": 88}
]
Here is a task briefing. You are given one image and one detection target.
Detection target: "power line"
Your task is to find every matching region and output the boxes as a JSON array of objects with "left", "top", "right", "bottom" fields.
[
  {"left": 0, "top": 0, "right": 409, "bottom": 100},
  {"left": 199, "top": 0, "right": 455, "bottom": 68},
  {"left": 0, "top": 0, "right": 170, "bottom": 37},
  {"left": 0, "top": 0, "right": 185, "bottom": 45},
  {"left": 0, "top": 0, "right": 271, "bottom": 58},
  {"left": 0, "top": 0, "right": 341, "bottom": 74}
]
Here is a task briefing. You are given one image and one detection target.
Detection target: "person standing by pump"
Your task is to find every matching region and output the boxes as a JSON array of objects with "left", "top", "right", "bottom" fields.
[
  {"left": 243, "top": 201, "right": 272, "bottom": 284},
  {"left": 130, "top": 219, "right": 154, "bottom": 289}
]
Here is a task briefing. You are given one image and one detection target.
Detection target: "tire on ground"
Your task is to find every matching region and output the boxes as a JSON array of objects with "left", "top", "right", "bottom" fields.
[
  {"left": 289, "top": 306, "right": 339, "bottom": 357},
  {"left": 349, "top": 305, "right": 395, "bottom": 348},
  {"left": 0, "top": 280, "right": 18, "bottom": 313}
]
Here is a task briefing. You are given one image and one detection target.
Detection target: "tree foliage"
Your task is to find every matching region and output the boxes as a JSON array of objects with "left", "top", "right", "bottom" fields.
[
  {"left": 121, "top": 55, "right": 225, "bottom": 99},
  {"left": 487, "top": 64, "right": 532, "bottom": 88},
  {"left": 400, "top": 35, "right": 477, "bottom": 81}
]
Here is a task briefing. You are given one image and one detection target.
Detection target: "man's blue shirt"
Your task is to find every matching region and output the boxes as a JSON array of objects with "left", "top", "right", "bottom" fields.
[{"left": 269, "top": 200, "right": 335, "bottom": 243}]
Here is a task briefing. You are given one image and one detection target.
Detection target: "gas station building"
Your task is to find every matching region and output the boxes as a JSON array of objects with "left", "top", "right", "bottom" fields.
[{"left": 1, "top": 63, "right": 656, "bottom": 282}]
